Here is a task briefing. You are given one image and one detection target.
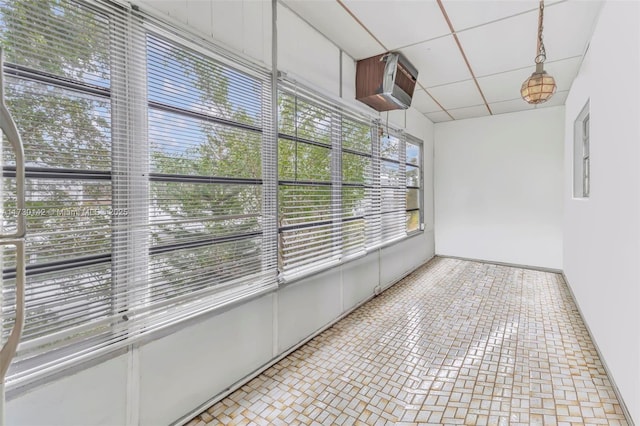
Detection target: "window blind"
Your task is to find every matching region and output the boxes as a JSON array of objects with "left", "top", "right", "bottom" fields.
[
  {"left": 0, "top": 0, "right": 276, "bottom": 388},
  {"left": 405, "top": 135, "right": 422, "bottom": 233},
  {"left": 379, "top": 129, "right": 407, "bottom": 244},
  {"left": 277, "top": 88, "right": 338, "bottom": 276}
]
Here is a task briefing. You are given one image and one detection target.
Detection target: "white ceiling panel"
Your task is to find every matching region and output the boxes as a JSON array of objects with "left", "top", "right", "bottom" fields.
[
  {"left": 341, "top": 0, "right": 450, "bottom": 50},
  {"left": 457, "top": 1, "right": 600, "bottom": 77},
  {"left": 488, "top": 90, "right": 568, "bottom": 115},
  {"left": 401, "top": 35, "right": 471, "bottom": 88},
  {"left": 478, "top": 68, "right": 533, "bottom": 104},
  {"left": 477, "top": 56, "right": 581, "bottom": 103},
  {"left": 457, "top": 9, "right": 549, "bottom": 77},
  {"left": 425, "top": 111, "right": 453, "bottom": 123},
  {"left": 427, "top": 80, "right": 484, "bottom": 111},
  {"left": 441, "top": 0, "right": 562, "bottom": 32},
  {"left": 449, "top": 105, "right": 491, "bottom": 120},
  {"left": 542, "top": 0, "right": 603, "bottom": 62},
  {"left": 411, "top": 89, "right": 444, "bottom": 114},
  {"left": 281, "top": 0, "right": 383, "bottom": 59},
  {"left": 538, "top": 56, "right": 582, "bottom": 93},
  {"left": 488, "top": 98, "right": 537, "bottom": 115}
]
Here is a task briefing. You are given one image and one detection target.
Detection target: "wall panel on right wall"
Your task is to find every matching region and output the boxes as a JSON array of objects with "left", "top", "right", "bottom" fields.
[{"left": 563, "top": 1, "right": 640, "bottom": 422}]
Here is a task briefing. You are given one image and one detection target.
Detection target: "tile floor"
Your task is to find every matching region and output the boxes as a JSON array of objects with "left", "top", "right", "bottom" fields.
[{"left": 186, "top": 257, "right": 629, "bottom": 425}]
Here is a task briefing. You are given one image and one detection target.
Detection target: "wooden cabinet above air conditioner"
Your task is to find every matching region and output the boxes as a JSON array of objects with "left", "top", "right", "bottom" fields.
[{"left": 356, "top": 52, "right": 418, "bottom": 112}]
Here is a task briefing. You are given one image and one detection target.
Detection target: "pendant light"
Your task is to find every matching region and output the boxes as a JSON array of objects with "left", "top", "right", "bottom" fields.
[{"left": 521, "top": 0, "right": 556, "bottom": 104}]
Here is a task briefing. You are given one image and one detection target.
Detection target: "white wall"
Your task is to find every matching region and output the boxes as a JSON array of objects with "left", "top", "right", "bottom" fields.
[
  {"left": 563, "top": 1, "right": 640, "bottom": 421},
  {"left": 5, "top": 2, "right": 435, "bottom": 425},
  {"left": 434, "top": 107, "right": 564, "bottom": 269}
]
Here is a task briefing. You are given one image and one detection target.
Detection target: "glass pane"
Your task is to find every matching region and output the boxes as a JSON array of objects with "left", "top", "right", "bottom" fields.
[
  {"left": 342, "top": 187, "right": 367, "bottom": 218},
  {"left": 381, "top": 187, "right": 404, "bottom": 213},
  {"left": 406, "top": 188, "right": 420, "bottom": 210},
  {"left": 406, "top": 141, "right": 420, "bottom": 166},
  {"left": 148, "top": 237, "right": 263, "bottom": 303},
  {"left": 343, "top": 218, "right": 365, "bottom": 254},
  {"left": 278, "top": 93, "right": 332, "bottom": 145},
  {"left": 381, "top": 161, "right": 401, "bottom": 186},
  {"left": 279, "top": 185, "right": 332, "bottom": 226},
  {"left": 342, "top": 119, "right": 371, "bottom": 153},
  {"left": 0, "top": 0, "right": 111, "bottom": 87},
  {"left": 406, "top": 211, "right": 420, "bottom": 232},
  {"left": 149, "top": 108, "right": 262, "bottom": 179},
  {"left": 3, "top": 262, "right": 112, "bottom": 342},
  {"left": 406, "top": 165, "right": 419, "bottom": 187},
  {"left": 342, "top": 152, "right": 371, "bottom": 184},
  {"left": 2, "top": 178, "right": 112, "bottom": 267},
  {"left": 5, "top": 77, "right": 111, "bottom": 170},
  {"left": 278, "top": 140, "right": 331, "bottom": 182},
  {"left": 150, "top": 182, "right": 262, "bottom": 247},
  {"left": 147, "top": 35, "right": 262, "bottom": 127},
  {"left": 380, "top": 134, "right": 399, "bottom": 160},
  {"left": 280, "top": 225, "right": 334, "bottom": 270}
]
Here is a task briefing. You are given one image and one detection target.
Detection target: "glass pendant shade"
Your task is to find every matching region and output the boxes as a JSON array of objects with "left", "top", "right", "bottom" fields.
[{"left": 521, "top": 63, "right": 556, "bottom": 104}]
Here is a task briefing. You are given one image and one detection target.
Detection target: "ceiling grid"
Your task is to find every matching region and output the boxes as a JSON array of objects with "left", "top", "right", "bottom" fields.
[{"left": 282, "top": 0, "right": 603, "bottom": 122}]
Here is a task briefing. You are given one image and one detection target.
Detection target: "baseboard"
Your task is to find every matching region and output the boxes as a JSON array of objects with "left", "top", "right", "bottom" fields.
[
  {"left": 436, "top": 254, "right": 563, "bottom": 274},
  {"left": 560, "top": 272, "right": 635, "bottom": 426}
]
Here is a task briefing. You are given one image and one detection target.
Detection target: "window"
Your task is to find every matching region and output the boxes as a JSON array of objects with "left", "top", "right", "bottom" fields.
[
  {"left": 1, "top": 0, "right": 275, "bottom": 387},
  {"left": 0, "top": 0, "right": 423, "bottom": 388},
  {"left": 405, "top": 136, "right": 423, "bottom": 233},
  {"left": 573, "top": 101, "right": 590, "bottom": 198}
]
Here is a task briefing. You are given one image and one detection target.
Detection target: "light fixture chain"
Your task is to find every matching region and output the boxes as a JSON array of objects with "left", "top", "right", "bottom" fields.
[{"left": 535, "top": 0, "right": 546, "bottom": 64}]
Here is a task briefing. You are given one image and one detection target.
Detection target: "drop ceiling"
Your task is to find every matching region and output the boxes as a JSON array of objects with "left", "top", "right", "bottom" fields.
[{"left": 279, "top": 0, "right": 603, "bottom": 122}]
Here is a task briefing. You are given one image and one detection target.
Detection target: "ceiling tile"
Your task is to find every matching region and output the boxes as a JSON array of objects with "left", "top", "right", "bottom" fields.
[
  {"left": 441, "top": 0, "right": 562, "bottom": 31},
  {"left": 457, "top": 1, "right": 601, "bottom": 77},
  {"left": 342, "top": 0, "right": 450, "bottom": 50},
  {"left": 410, "top": 89, "right": 443, "bottom": 114},
  {"left": 488, "top": 90, "right": 568, "bottom": 115},
  {"left": 280, "top": 0, "right": 383, "bottom": 59},
  {"left": 488, "top": 98, "right": 536, "bottom": 115},
  {"left": 543, "top": 0, "right": 603, "bottom": 62},
  {"left": 426, "top": 79, "right": 484, "bottom": 111},
  {"left": 426, "top": 111, "right": 453, "bottom": 123},
  {"left": 477, "top": 57, "right": 581, "bottom": 104},
  {"left": 449, "top": 105, "right": 491, "bottom": 121},
  {"left": 401, "top": 35, "right": 471, "bottom": 88}
]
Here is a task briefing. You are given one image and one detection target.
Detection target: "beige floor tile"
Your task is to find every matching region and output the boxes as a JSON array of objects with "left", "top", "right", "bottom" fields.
[{"left": 190, "top": 258, "right": 629, "bottom": 426}]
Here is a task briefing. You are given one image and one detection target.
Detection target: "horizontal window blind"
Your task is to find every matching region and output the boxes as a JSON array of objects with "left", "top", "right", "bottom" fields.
[
  {"left": 0, "top": 0, "right": 276, "bottom": 388},
  {"left": 405, "top": 135, "right": 423, "bottom": 233},
  {"left": 277, "top": 89, "right": 338, "bottom": 275},
  {"left": 379, "top": 129, "right": 407, "bottom": 244}
]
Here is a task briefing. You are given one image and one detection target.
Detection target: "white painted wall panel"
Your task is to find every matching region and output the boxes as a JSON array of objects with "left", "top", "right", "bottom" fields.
[
  {"left": 277, "top": 4, "right": 340, "bottom": 96},
  {"left": 342, "top": 253, "right": 380, "bottom": 309},
  {"left": 138, "top": 295, "right": 274, "bottom": 425},
  {"left": 435, "top": 107, "right": 564, "bottom": 269},
  {"left": 137, "top": 0, "right": 271, "bottom": 66},
  {"left": 341, "top": 51, "right": 357, "bottom": 106},
  {"left": 277, "top": 270, "right": 343, "bottom": 353},
  {"left": 6, "top": 355, "right": 128, "bottom": 426},
  {"left": 563, "top": 1, "right": 640, "bottom": 421}
]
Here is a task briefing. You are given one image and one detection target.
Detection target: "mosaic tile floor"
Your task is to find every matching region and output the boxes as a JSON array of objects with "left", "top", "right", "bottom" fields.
[{"left": 186, "top": 257, "right": 629, "bottom": 426}]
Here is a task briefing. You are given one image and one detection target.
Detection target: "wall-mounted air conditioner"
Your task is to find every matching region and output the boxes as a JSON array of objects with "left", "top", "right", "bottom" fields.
[{"left": 355, "top": 52, "right": 418, "bottom": 112}]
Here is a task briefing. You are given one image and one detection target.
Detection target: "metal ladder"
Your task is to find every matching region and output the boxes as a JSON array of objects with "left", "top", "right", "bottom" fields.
[{"left": 0, "top": 47, "right": 27, "bottom": 426}]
